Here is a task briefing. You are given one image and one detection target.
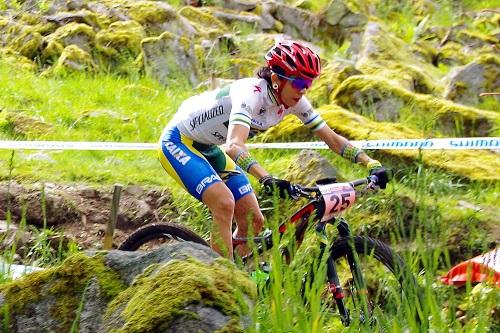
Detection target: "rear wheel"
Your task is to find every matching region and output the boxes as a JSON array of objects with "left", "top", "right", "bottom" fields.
[
  {"left": 326, "top": 236, "right": 425, "bottom": 330},
  {"left": 118, "top": 222, "right": 209, "bottom": 251}
]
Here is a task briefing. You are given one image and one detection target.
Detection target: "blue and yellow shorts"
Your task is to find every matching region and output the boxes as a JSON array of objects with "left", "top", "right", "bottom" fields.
[{"left": 158, "top": 126, "right": 253, "bottom": 201}]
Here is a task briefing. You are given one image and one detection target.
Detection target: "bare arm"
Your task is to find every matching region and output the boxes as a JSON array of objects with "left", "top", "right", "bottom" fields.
[
  {"left": 225, "top": 124, "right": 269, "bottom": 180},
  {"left": 313, "top": 125, "right": 375, "bottom": 166}
]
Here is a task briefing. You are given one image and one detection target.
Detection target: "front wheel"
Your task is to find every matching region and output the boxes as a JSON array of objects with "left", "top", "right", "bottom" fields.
[
  {"left": 327, "top": 236, "right": 426, "bottom": 330},
  {"left": 118, "top": 222, "right": 209, "bottom": 251}
]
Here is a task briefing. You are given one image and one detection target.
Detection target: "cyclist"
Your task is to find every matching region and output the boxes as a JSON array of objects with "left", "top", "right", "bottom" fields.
[{"left": 158, "top": 40, "right": 388, "bottom": 259}]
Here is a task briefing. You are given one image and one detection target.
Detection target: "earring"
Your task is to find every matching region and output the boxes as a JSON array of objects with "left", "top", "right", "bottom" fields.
[{"left": 272, "top": 82, "right": 278, "bottom": 90}]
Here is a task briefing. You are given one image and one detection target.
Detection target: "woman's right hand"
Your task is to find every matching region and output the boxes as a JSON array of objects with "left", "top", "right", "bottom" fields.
[{"left": 260, "top": 176, "right": 294, "bottom": 199}]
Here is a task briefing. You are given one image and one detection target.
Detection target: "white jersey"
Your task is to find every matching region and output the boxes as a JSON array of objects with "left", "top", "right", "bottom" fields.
[{"left": 167, "top": 77, "right": 326, "bottom": 145}]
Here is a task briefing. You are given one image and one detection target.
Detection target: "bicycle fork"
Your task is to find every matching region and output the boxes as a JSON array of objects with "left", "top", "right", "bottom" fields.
[{"left": 323, "top": 219, "right": 370, "bottom": 326}]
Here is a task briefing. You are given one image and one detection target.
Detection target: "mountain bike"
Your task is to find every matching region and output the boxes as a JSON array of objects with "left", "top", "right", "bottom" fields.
[{"left": 118, "top": 174, "right": 425, "bottom": 328}]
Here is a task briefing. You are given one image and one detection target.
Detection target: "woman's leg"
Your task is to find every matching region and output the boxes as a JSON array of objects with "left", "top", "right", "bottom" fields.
[
  {"left": 158, "top": 127, "right": 235, "bottom": 258},
  {"left": 201, "top": 182, "right": 235, "bottom": 259},
  {"left": 233, "top": 192, "right": 264, "bottom": 257}
]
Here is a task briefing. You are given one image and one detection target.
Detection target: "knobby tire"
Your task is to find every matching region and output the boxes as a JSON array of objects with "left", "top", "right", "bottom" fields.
[{"left": 118, "top": 222, "right": 209, "bottom": 251}]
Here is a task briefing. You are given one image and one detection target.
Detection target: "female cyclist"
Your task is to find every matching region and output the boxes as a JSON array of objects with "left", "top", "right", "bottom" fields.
[{"left": 158, "top": 40, "right": 388, "bottom": 259}]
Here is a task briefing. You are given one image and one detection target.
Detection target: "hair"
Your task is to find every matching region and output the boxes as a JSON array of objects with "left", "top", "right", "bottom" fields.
[{"left": 256, "top": 66, "right": 272, "bottom": 85}]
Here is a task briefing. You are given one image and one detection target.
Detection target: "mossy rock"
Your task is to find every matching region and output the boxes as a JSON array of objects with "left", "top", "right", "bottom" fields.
[
  {"left": 0, "top": 49, "right": 36, "bottom": 71},
  {"left": 44, "top": 22, "right": 96, "bottom": 52},
  {"left": 229, "top": 57, "right": 261, "bottom": 78},
  {"left": 444, "top": 54, "right": 500, "bottom": 108},
  {"left": 178, "top": 5, "right": 228, "bottom": 38},
  {"left": 436, "top": 41, "right": 474, "bottom": 67},
  {"left": 0, "top": 110, "right": 52, "bottom": 138},
  {"left": 307, "top": 59, "right": 362, "bottom": 107},
  {"left": 127, "top": 0, "right": 178, "bottom": 25},
  {"left": 455, "top": 29, "right": 499, "bottom": 49},
  {"left": 103, "top": 258, "right": 255, "bottom": 332},
  {"left": 44, "top": 9, "right": 110, "bottom": 30},
  {"left": 45, "top": 44, "right": 97, "bottom": 76},
  {"left": 356, "top": 21, "right": 443, "bottom": 95},
  {"left": 141, "top": 30, "right": 198, "bottom": 85},
  {"left": 260, "top": 105, "right": 500, "bottom": 181},
  {"left": 332, "top": 75, "right": 499, "bottom": 137},
  {"left": 95, "top": 20, "right": 145, "bottom": 57},
  {"left": 7, "top": 30, "right": 43, "bottom": 59},
  {"left": 0, "top": 253, "right": 126, "bottom": 332}
]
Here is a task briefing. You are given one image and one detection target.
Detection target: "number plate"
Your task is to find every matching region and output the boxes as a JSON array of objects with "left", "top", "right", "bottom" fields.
[{"left": 318, "top": 183, "right": 356, "bottom": 221}]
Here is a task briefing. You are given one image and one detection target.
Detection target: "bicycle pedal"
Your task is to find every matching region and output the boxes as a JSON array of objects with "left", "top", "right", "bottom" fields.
[{"left": 259, "top": 261, "right": 271, "bottom": 273}]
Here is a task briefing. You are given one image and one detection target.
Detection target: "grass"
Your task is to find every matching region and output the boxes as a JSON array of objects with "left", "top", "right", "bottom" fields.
[
  {"left": 0, "top": 0, "right": 499, "bottom": 329},
  {"left": 0, "top": 59, "right": 498, "bottom": 331}
]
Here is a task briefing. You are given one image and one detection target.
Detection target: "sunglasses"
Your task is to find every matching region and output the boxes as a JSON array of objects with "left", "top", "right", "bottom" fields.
[{"left": 275, "top": 73, "right": 313, "bottom": 90}]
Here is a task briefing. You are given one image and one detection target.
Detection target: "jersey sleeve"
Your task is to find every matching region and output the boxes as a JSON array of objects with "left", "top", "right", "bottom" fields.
[
  {"left": 228, "top": 81, "right": 262, "bottom": 129},
  {"left": 292, "top": 97, "right": 326, "bottom": 131}
]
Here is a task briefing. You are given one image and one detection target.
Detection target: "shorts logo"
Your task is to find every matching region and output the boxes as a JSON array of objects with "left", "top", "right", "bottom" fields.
[
  {"left": 164, "top": 142, "right": 191, "bottom": 165},
  {"left": 238, "top": 184, "right": 252, "bottom": 195},
  {"left": 196, "top": 175, "right": 220, "bottom": 194}
]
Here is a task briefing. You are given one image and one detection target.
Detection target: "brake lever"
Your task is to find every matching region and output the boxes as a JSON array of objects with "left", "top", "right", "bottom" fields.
[{"left": 367, "top": 175, "right": 380, "bottom": 191}]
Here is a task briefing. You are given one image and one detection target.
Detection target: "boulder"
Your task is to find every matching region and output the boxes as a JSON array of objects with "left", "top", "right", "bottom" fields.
[
  {"left": 222, "top": 0, "right": 258, "bottom": 12},
  {"left": 127, "top": 1, "right": 196, "bottom": 37},
  {"left": 260, "top": 104, "right": 500, "bottom": 181},
  {"left": 273, "top": 2, "right": 319, "bottom": 41},
  {"left": 95, "top": 20, "right": 145, "bottom": 57},
  {"left": 178, "top": 6, "right": 228, "bottom": 38},
  {"left": 47, "top": 44, "right": 97, "bottom": 75},
  {"left": 285, "top": 150, "right": 340, "bottom": 185},
  {"left": 0, "top": 243, "right": 256, "bottom": 332},
  {"left": 444, "top": 55, "right": 500, "bottom": 107},
  {"left": 356, "top": 21, "right": 443, "bottom": 95},
  {"left": 332, "top": 75, "right": 499, "bottom": 137},
  {"left": 141, "top": 31, "right": 198, "bottom": 86},
  {"left": 43, "top": 22, "right": 95, "bottom": 53}
]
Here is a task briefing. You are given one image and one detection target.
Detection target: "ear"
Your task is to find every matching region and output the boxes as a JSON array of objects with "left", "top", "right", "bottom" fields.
[{"left": 270, "top": 72, "right": 280, "bottom": 87}]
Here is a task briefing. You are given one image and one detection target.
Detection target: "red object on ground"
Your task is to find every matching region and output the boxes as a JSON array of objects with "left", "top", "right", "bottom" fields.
[{"left": 441, "top": 248, "right": 500, "bottom": 287}]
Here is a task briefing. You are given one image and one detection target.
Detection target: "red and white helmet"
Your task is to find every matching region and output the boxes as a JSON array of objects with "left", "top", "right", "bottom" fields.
[{"left": 265, "top": 40, "right": 321, "bottom": 80}]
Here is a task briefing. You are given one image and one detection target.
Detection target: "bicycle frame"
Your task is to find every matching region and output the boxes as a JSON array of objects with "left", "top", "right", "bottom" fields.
[{"left": 232, "top": 177, "right": 375, "bottom": 325}]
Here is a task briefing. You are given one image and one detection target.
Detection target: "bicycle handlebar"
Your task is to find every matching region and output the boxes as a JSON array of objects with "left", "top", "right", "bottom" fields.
[{"left": 290, "top": 175, "right": 379, "bottom": 200}]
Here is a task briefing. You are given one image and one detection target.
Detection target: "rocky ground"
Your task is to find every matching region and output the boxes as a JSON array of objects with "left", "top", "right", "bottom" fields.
[{"left": 0, "top": 181, "right": 178, "bottom": 260}]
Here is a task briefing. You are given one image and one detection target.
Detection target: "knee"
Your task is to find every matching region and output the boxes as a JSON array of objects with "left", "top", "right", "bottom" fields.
[
  {"left": 212, "top": 195, "right": 235, "bottom": 216},
  {"left": 253, "top": 211, "right": 265, "bottom": 232}
]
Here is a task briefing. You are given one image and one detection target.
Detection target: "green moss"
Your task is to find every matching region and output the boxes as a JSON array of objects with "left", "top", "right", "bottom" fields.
[
  {"left": 332, "top": 75, "right": 500, "bottom": 137},
  {"left": 308, "top": 60, "right": 361, "bottom": 107},
  {"left": 0, "top": 52, "right": 36, "bottom": 72},
  {"left": 0, "top": 110, "right": 52, "bottom": 138},
  {"left": 229, "top": 58, "right": 261, "bottom": 77},
  {"left": 261, "top": 104, "right": 500, "bottom": 181},
  {"left": 104, "top": 258, "right": 255, "bottom": 332},
  {"left": 45, "top": 45, "right": 97, "bottom": 76},
  {"left": 95, "top": 20, "right": 146, "bottom": 57},
  {"left": 179, "top": 6, "right": 228, "bottom": 37},
  {"left": 356, "top": 21, "right": 443, "bottom": 95},
  {"left": 127, "top": 0, "right": 178, "bottom": 25},
  {"left": 437, "top": 42, "right": 473, "bottom": 66},
  {"left": 44, "top": 22, "right": 96, "bottom": 50},
  {"left": 8, "top": 30, "right": 43, "bottom": 59},
  {"left": 42, "top": 40, "right": 65, "bottom": 61},
  {"left": 0, "top": 253, "right": 126, "bottom": 332},
  {"left": 456, "top": 29, "right": 499, "bottom": 46}
]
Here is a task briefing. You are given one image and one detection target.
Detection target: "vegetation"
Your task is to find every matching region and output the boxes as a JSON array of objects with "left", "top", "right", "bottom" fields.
[{"left": 0, "top": 0, "right": 498, "bottom": 332}]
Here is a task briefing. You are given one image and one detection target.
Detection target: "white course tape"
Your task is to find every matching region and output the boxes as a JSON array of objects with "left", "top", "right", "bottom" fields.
[{"left": 0, "top": 137, "right": 498, "bottom": 151}]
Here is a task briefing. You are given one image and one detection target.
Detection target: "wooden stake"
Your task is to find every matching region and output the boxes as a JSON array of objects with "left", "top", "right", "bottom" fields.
[{"left": 103, "top": 184, "right": 122, "bottom": 250}]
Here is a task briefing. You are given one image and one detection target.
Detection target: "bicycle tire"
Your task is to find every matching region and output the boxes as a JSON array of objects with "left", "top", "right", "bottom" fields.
[
  {"left": 118, "top": 222, "right": 209, "bottom": 251},
  {"left": 329, "top": 236, "right": 426, "bottom": 329}
]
